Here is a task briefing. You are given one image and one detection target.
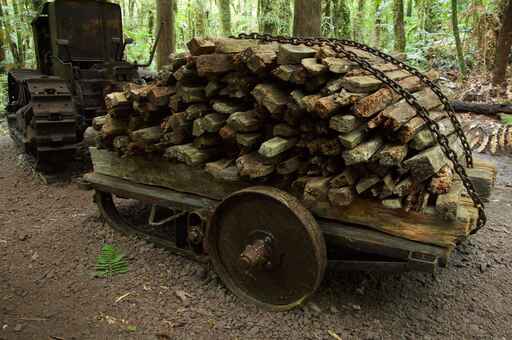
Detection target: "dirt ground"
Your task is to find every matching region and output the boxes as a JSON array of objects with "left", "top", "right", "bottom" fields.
[{"left": 0, "top": 136, "right": 511, "bottom": 340}]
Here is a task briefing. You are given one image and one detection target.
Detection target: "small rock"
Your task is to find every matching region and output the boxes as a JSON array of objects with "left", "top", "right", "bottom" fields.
[{"left": 14, "top": 324, "right": 23, "bottom": 332}]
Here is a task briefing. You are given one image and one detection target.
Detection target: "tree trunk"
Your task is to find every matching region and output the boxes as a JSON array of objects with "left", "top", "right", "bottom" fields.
[
  {"left": 493, "top": 0, "right": 512, "bottom": 86},
  {"left": 156, "top": 0, "right": 176, "bottom": 70},
  {"left": 334, "top": 0, "right": 351, "bottom": 39},
  {"left": 393, "top": 0, "right": 406, "bottom": 52},
  {"left": 219, "top": 0, "right": 232, "bottom": 36},
  {"left": 352, "top": 0, "right": 365, "bottom": 42},
  {"left": 193, "top": 0, "right": 207, "bottom": 37},
  {"left": 373, "top": 0, "right": 383, "bottom": 47},
  {"left": 293, "top": 0, "right": 322, "bottom": 37},
  {"left": 406, "top": 0, "right": 413, "bottom": 17},
  {"left": 0, "top": 1, "right": 4, "bottom": 63},
  {"left": 258, "top": 0, "right": 276, "bottom": 34},
  {"left": 451, "top": 0, "right": 466, "bottom": 75}
]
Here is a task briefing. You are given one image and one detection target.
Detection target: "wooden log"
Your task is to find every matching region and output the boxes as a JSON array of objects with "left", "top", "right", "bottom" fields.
[
  {"left": 211, "top": 99, "right": 246, "bottom": 115},
  {"left": 303, "top": 177, "right": 331, "bottom": 203},
  {"left": 302, "top": 94, "right": 322, "bottom": 113},
  {"left": 330, "top": 169, "right": 359, "bottom": 188},
  {"left": 450, "top": 100, "right": 512, "bottom": 115},
  {"left": 436, "top": 181, "right": 464, "bottom": 221},
  {"left": 178, "top": 85, "right": 206, "bottom": 104},
  {"left": 396, "top": 111, "right": 446, "bottom": 144},
  {"left": 393, "top": 177, "right": 416, "bottom": 197},
  {"left": 356, "top": 175, "right": 381, "bottom": 194},
  {"left": 105, "top": 92, "right": 130, "bottom": 110},
  {"left": 227, "top": 110, "right": 263, "bottom": 132},
  {"left": 101, "top": 115, "right": 128, "bottom": 138},
  {"left": 338, "top": 125, "right": 368, "bottom": 149},
  {"left": 341, "top": 70, "right": 410, "bottom": 93},
  {"left": 205, "top": 159, "right": 241, "bottom": 182},
  {"left": 321, "top": 57, "right": 353, "bottom": 74},
  {"left": 375, "top": 144, "right": 408, "bottom": 167},
  {"left": 148, "top": 86, "right": 176, "bottom": 107},
  {"left": 251, "top": 84, "right": 289, "bottom": 116},
  {"left": 277, "top": 44, "right": 317, "bottom": 65},
  {"left": 184, "top": 104, "right": 209, "bottom": 121},
  {"left": 202, "top": 113, "right": 227, "bottom": 133},
  {"left": 164, "top": 144, "right": 220, "bottom": 167},
  {"left": 236, "top": 133, "right": 263, "bottom": 148},
  {"left": 322, "top": 78, "right": 344, "bottom": 95},
  {"left": 329, "top": 114, "right": 362, "bottom": 134},
  {"left": 353, "top": 76, "right": 424, "bottom": 118},
  {"left": 187, "top": 37, "right": 216, "bottom": 56},
  {"left": 381, "top": 88, "right": 441, "bottom": 130},
  {"left": 272, "top": 65, "right": 308, "bottom": 84},
  {"left": 215, "top": 38, "right": 259, "bottom": 54},
  {"left": 240, "top": 45, "right": 278, "bottom": 73},
  {"left": 328, "top": 187, "right": 354, "bottom": 207},
  {"left": 130, "top": 126, "right": 163, "bottom": 145},
  {"left": 342, "top": 136, "right": 384, "bottom": 165},
  {"left": 429, "top": 165, "right": 454, "bottom": 194},
  {"left": 259, "top": 137, "right": 297, "bottom": 158},
  {"left": 236, "top": 152, "right": 275, "bottom": 178},
  {"left": 403, "top": 135, "right": 463, "bottom": 182},
  {"left": 92, "top": 115, "right": 107, "bottom": 131},
  {"left": 410, "top": 118, "right": 456, "bottom": 150},
  {"left": 301, "top": 58, "right": 328, "bottom": 75},
  {"left": 466, "top": 158, "right": 497, "bottom": 202}
]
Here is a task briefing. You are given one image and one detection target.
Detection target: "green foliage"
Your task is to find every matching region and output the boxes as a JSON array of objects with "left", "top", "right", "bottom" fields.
[
  {"left": 501, "top": 114, "right": 512, "bottom": 126},
  {"left": 95, "top": 244, "right": 129, "bottom": 278}
]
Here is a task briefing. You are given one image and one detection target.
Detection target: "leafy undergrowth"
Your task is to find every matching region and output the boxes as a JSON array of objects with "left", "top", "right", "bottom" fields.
[{"left": 95, "top": 244, "right": 129, "bottom": 279}]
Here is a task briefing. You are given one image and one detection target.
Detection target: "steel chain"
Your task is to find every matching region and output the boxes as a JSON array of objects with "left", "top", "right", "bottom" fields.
[{"left": 235, "top": 32, "right": 486, "bottom": 234}]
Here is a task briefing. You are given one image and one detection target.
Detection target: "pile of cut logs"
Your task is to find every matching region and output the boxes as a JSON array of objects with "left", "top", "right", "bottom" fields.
[{"left": 87, "top": 37, "right": 492, "bottom": 225}]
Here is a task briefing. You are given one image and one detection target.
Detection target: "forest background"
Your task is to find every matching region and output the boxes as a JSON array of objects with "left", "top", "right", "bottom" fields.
[{"left": 0, "top": 0, "right": 510, "bottom": 110}]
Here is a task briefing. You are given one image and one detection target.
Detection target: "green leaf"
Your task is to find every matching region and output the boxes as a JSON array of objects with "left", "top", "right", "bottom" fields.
[{"left": 95, "top": 244, "right": 129, "bottom": 278}]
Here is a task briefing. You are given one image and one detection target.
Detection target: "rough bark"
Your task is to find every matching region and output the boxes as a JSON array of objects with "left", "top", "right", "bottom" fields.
[
  {"left": 219, "top": 0, "right": 232, "bottom": 36},
  {"left": 293, "top": 0, "right": 322, "bottom": 37},
  {"left": 493, "top": 0, "right": 512, "bottom": 86},
  {"left": 156, "top": 0, "right": 176, "bottom": 70},
  {"left": 393, "top": 0, "right": 406, "bottom": 52},
  {"left": 451, "top": 0, "right": 466, "bottom": 75}
]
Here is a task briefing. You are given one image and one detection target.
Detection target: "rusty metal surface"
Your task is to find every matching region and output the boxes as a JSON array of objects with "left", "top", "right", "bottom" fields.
[{"left": 206, "top": 186, "right": 327, "bottom": 311}]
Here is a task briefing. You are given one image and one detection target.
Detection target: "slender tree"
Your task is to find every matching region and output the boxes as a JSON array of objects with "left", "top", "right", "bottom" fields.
[
  {"left": 406, "top": 0, "right": 413, "bottom": 17},
  {"left": 352, "top": 0, "right": 365, "bottom": 42},
  {"left": 258, "top": 0, "right": 276, "bottom": 34},
  {"left": 293, "top": 0, "right": 321, "bottom": 37},
  {"left": 373, "top": 0, "right": 383, "bottom": 47},
  {"left": 451, "top": 0, "right": 466, "bottom": 75},
  {"left": 0, "top": 1, "right": 4, "bottom": 63},
  {"left": 156, "top": 0, "right": 176, "bottom": 70},
  {"left": 393, "top": 0, "right": 406, "bottom": 52},
  {"left": 334, "top": 0, "right": 351, "bottom": 39},
  {"left": 493, "top": 0, "right": 512, "bottom": 85},
  {"left": 219, "top": 0, "right": 232, "bottom": 36}
]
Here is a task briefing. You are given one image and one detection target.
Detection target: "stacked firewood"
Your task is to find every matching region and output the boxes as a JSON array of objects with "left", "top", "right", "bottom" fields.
[{"left": 90, "top": 37, "right": 474, "bottom": 220}]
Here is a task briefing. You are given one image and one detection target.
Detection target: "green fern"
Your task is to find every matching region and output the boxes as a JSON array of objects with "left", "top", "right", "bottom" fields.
[
  {"left": 500, "top": 114, "right": 512, "bottom": 126},
  {"left": 95, "top": 244, "right": 129, "bottom": 278}
]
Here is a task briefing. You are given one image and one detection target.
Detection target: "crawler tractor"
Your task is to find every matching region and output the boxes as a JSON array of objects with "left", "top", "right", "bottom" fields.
[{"left": 6, "top": 0, "right": 150, "bottom": 168}]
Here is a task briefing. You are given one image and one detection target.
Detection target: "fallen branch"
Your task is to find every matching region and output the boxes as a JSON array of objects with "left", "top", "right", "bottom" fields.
[{"left": 450, "top": 100, "right": 512, "bottom": 115}]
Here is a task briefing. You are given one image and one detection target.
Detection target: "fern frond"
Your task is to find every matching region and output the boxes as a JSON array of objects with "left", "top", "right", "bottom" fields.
[{"left": 95, "top": 244, "right": 129, "bottom": 278}]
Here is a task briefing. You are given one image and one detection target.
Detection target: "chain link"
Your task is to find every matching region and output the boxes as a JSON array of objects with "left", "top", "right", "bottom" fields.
[{"left": 234, "top": 33, "right": 486, "bottom": 234}]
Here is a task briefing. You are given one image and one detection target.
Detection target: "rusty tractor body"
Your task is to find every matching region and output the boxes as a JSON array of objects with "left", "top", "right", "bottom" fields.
[{"left": 6, "top": 0, "right": 140, "bottom": 168}]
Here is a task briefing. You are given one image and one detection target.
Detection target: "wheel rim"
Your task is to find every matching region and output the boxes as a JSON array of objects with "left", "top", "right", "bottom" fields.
[{"left": 207, "top": 186, "right": 327, "bottom": 311}]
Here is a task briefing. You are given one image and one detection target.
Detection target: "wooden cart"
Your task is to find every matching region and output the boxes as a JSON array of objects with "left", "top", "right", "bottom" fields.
[{"left": 82, "top": 147, "right": 495, "bottom": 311}]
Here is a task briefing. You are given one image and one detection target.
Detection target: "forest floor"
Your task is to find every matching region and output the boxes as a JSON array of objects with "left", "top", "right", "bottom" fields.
[{"left": 0, "top": 133, "right": 512, "bottom": 340}]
